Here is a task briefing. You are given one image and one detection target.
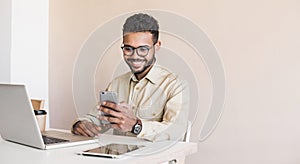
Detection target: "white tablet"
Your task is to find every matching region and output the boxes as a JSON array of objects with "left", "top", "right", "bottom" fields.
[{"left": 77, "top": 143, "right": 145, "bottom": 159}]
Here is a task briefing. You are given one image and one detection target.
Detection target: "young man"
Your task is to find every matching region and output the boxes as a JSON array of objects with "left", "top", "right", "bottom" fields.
[{"left": 72, "top": 13, "right": 189, "bottom": 141}]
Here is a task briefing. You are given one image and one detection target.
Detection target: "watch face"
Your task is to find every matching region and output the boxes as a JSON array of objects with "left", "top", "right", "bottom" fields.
[{"left": 133, "top": 124, "right": 142, "bottom": 134}]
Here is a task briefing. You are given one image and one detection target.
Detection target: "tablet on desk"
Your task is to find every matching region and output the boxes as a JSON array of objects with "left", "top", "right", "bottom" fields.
[{"left": 77, "top": 143, "right": 145, "bottom": 159}]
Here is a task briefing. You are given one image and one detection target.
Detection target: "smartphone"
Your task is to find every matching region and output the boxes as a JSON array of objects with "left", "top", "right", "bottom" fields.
[
  {"left": 100, "top": 91, "right": 118, "bottom": 104},
  {"left": 99, "top": 91, "right": 118, "bottom": 124}
]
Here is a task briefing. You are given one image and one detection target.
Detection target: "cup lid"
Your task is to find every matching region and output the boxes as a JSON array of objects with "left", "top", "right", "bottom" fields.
[{"left": 34, "top": 110, "right": 47, "bottom": 115}]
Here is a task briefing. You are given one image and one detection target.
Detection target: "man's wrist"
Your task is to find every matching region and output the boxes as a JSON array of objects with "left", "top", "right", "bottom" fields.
[{"left": 131, "top": 118, "right": 142, "bottom": 135}]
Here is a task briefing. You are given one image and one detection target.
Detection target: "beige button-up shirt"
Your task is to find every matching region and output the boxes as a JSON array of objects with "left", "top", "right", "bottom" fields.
[{"left": 82, "top": 64, "right": 189, "bottom": 141}]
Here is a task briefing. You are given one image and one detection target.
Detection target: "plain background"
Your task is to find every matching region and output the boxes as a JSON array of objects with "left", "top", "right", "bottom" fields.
[{"left": 1, "top": 0, "right": 300, "bottom": 163}]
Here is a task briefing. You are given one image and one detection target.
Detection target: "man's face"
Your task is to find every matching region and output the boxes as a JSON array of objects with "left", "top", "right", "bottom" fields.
[{"left": 122, "top": 32, "right": 160, "bottom": 76}]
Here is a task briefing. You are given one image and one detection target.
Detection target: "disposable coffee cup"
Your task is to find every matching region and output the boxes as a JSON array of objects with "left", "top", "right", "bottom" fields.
[{"left": 34, "top": 110, "right": 47, "bottom": 131}]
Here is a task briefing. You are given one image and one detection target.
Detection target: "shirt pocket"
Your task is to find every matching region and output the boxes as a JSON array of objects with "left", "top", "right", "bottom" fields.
[{"left": 137, "top": 100, "right": 165, "bottom": 121}]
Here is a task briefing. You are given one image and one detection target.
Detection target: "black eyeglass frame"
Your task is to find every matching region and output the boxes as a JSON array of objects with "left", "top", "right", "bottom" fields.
[{"left": 121, "top": 44, "right": 155, "bottom": 57}]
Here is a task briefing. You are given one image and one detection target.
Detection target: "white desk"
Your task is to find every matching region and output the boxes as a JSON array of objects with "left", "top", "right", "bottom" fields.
[{"left": 0, "top": 133, "right": 197, "bottom": 164}]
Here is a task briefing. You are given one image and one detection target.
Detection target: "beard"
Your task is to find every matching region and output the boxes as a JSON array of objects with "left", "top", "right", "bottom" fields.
[{"left": 126, "top": 56, "right": 156, "bottom": 75}]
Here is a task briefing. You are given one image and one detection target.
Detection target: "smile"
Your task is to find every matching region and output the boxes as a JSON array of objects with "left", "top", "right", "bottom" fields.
[{"left": 127, "top": 59, "right": 145, "bottom": 67}]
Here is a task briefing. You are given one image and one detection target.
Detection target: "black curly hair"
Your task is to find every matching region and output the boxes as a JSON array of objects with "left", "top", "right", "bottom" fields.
[{"left": 123, "top": 13, "right": 159, "bottom": 44}]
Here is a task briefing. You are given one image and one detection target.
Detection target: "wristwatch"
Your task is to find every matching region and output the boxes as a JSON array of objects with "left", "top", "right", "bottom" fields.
[{"left": 131, "top": 118, "right": 142, "bottom": 135}]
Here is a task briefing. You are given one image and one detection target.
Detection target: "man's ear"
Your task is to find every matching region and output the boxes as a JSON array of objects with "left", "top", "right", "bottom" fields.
[{"left": 155, "top": 40, "right": 161, "bottom": 51}]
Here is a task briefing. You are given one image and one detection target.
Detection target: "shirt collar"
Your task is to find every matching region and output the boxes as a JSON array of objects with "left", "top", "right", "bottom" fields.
[{"left": 130, "top": 63, "right": 160, "bottom": 84}]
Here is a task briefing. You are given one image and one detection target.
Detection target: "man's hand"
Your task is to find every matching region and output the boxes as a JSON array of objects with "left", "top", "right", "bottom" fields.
[
  {"left": 99, "top": 101, "right": 137, "bottom": 132},
  {"left": 72, "top": 120, "right": 101, "bottom": 137}
]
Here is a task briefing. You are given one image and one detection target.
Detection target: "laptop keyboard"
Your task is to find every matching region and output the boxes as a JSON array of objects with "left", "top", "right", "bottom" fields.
[{"left": 42, "top": 135, "right": 70, "bottom": 144}]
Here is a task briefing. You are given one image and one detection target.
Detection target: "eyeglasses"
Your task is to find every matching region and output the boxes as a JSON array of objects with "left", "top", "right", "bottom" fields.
[{"left": 121, "top": 44, "right": 154, "bottom": 57}]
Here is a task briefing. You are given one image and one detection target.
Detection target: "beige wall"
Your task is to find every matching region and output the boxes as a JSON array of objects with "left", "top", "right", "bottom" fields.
[{"left": 49, "top": 0, "right": 300, "bottom": 163}]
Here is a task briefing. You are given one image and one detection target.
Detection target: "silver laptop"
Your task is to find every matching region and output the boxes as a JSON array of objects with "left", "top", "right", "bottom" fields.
[{"left": 0, "top": 83, "right": 97, "bottom": 149}]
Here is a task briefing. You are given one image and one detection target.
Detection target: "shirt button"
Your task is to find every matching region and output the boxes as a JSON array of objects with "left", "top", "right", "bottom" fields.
[{"left": 135, "top": 87, "right": 140, "bottom": 90}]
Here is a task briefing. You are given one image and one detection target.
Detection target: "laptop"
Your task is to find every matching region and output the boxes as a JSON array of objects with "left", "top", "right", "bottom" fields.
[{"left": 0, "top": 83, "right": 97, "bottom": 149}]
